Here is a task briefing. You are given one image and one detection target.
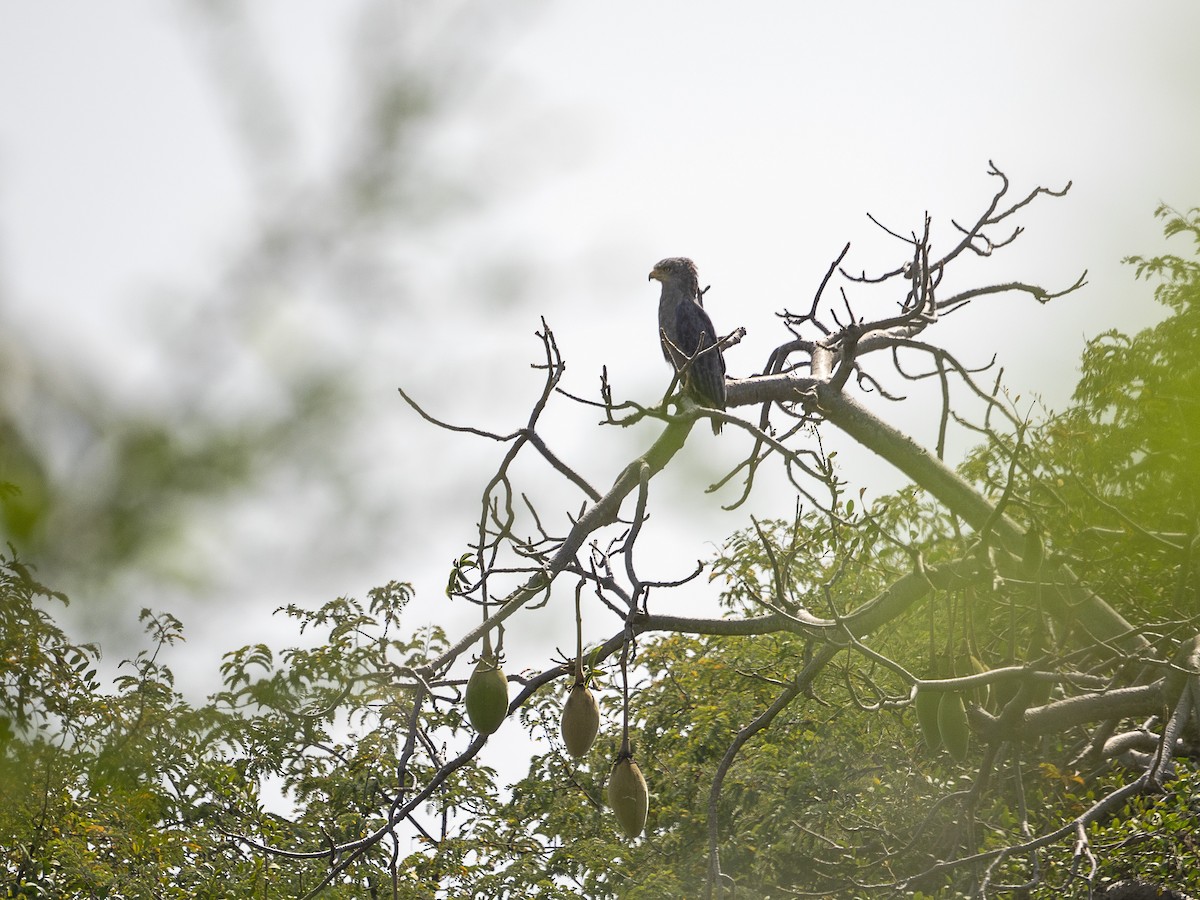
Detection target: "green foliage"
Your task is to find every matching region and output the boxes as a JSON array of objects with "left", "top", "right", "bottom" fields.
[
  {"left": 0, "top": 553, "right": 215, "bottom": 898},
  {"left": 206, "top": 583, "right": 515, "bottom": 896},
  {"left": 962, "top": 207, "right": 1200, "bottom": 618},
  {"left": 978, "top": 766, "right": 1200, "bottom": 898},
  {"left": 0, "top": 572, "right": 506, "bottom": 898},
  {"left": 1082, "top": 767, "right": 1200, "bottom": 894},
  {"left": 1086, "top": 206, "right": 1200, "bottom": 519},
  {"left": 466, "top": 631, "right": 945, "bottom": 897}
]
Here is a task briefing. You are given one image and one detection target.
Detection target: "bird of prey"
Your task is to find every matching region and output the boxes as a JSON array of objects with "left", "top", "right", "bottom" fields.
[{"left": 649, "top": 257, "right": 727, "bottom": 434}]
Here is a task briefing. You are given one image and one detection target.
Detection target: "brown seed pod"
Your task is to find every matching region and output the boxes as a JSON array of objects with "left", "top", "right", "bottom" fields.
[
  {"left": 561, "top": 682, "right": 600, "bottom": 758},
  {"left": 465, "top": 656, "right": 508, "bottom": 736},
  {"left": 607, "top": 756, "right": 649, "bottom": 838},
  {"left": 937, "top": 691, "right": 970, "bottom": 763}
]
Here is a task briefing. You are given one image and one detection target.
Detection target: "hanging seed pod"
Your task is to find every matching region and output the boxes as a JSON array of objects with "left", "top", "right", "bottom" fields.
[
  {"left": 969, "top": 655, "right": 992, "bottom": 709},
  {"left": 1024, "top": 627, "right": 1055, "bottom": 708},
  {"left": 1026, "top": 672, "right": 1055, "bottom": 708},
  {"left": 914, "top": 686, "right": 943, "bottom": 752},
  {"left": 465, "top": 654, "right": 508, "bottom": 736},
  {"left": 915, "top": 655, "right": 948, "bottom": 752},
  {"left": 990, "top": 671, "right": 1020, "bottom": 714},
  {"left": 608, "top": 755, "right": 649, "bottom": 838},
  {"left": 561, "top": 682, "right": 600, "bottom": 758},
  {"left": 937, "top": 691, "right": 970, "bottom": 763},
  {"left": 1022, "top": 524, "right": 1044, "bottom": 576}
]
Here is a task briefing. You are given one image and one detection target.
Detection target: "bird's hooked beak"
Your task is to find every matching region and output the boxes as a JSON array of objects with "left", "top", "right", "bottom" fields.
[{"left": 648, "top": 265, "right": 663, "bottom": 282}]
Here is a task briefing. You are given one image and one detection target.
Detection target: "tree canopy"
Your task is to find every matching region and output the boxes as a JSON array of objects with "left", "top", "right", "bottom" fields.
[{"left": 3, "top": 186, "right": 1199, "bottom": 899}]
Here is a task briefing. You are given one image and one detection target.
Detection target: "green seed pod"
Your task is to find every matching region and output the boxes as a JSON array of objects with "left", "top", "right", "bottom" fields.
[
  {"left": 969, "top": 655, "right": 992, "bottom": 709},
  {"left": 937, "top": 691, "right": 970, "bottom": 763},
  {"left": 915, "top": 687, "right": 943, "bottom": 752},
  {"left": 1026, "top": 672, "right": 1055, "bottom": 708},
  {"left": 1022, "top": 524, "right": 1044, "bottom": 576},
  {"left": 608, "top": 756, "right": 649, "bottom": 838},
  {"left": 465, "top": 657, "right": 508, "bottom": 735},
  {"left": 990, "top": 672, "right": 1020, "bottom": 714},
  {"left": 561, "top": 682, "right": 600, "bottom": 758}
]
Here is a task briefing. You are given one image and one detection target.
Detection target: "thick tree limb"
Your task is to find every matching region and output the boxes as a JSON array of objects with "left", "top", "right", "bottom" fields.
[{"left": 419, "top": 416, "right": 697, "bottom": 677}]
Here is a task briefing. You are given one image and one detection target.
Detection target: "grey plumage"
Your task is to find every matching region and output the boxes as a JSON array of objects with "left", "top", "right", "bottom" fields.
[{"left": 649, "top": 257, "right": 727, "bottom": 434}]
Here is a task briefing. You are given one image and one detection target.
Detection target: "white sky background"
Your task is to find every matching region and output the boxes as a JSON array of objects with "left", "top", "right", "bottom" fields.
[{"left": 1, "top": 0, "right": 1198, "bottom": 775}]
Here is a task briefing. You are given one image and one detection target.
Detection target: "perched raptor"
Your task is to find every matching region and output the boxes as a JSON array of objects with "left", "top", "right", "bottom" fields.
[{"left": 649, "top": 257, "right": 727, "bottom": 434}]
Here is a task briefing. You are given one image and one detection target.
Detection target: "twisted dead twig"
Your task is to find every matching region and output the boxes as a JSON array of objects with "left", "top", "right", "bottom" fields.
[{"left": 936, "top": 272, "right": 1088, "bottom": 309}]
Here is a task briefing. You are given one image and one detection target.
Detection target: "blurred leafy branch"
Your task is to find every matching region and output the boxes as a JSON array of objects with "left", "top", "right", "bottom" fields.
[{"left": 0, "top": 0, "right": 532, "bottom": 596}]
